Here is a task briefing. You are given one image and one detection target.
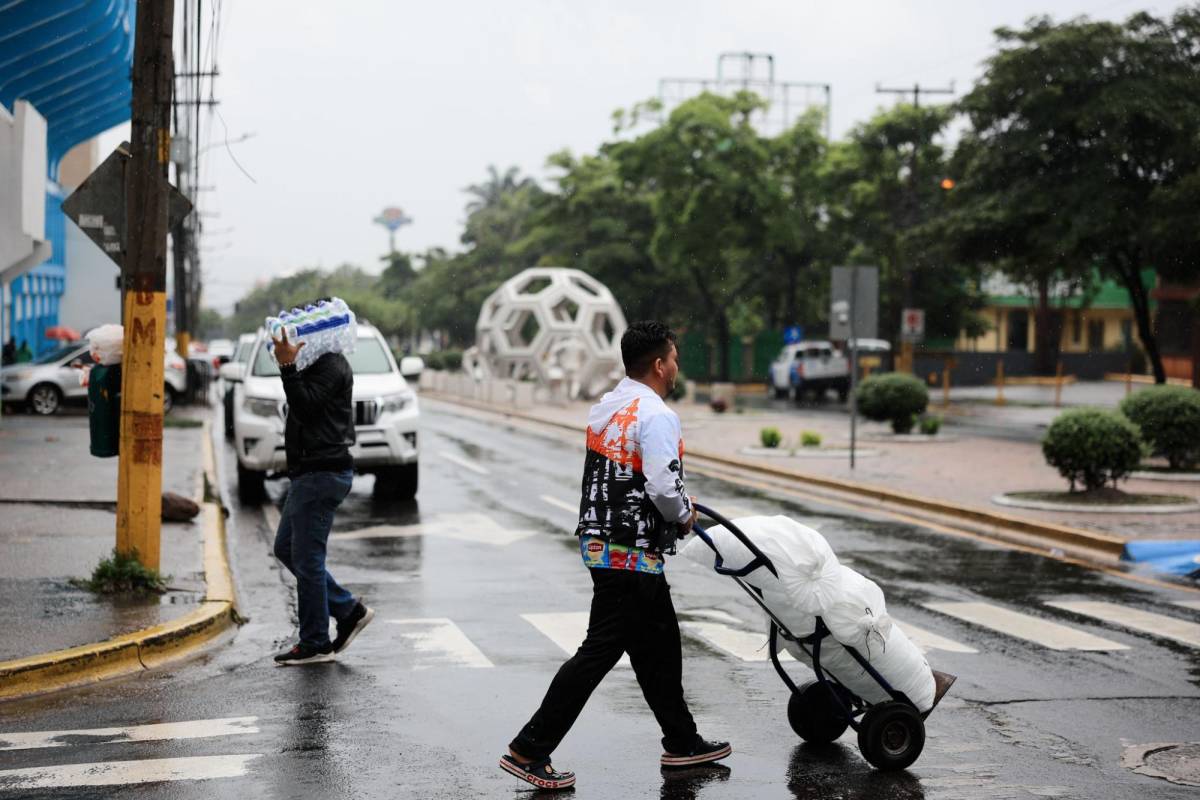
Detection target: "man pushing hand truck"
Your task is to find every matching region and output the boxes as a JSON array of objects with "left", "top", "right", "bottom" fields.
[{"left": 500, "top": 321, "right": 731, "bottom": 791}]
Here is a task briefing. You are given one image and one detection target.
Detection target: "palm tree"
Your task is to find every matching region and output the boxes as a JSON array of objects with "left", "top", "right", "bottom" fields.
[{"left": 464, "top": 165, "right": 531, "bottom": 213}]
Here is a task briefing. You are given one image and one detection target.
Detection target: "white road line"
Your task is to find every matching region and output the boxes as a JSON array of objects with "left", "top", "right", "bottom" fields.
[
  {"left": 263, "top": 503, "right": 281, "bottom": 531},
  {"left": 0, "top": 717, "right": 259, "bottom": 752},
  {"left": 1175, "top": 600, "right": 1200, "bottom": 612},
  {"left": 681, "top": 609, "right": 746, "bottom": 626},
  {"left": 437, "top": 450, "right": 490, "bottom": 475},
  {"left": 386, "top": 618, "right": 493, "bottom": 668},
  {"left": 892, "top": 620, "right": 979, "bottom": 654},
  {"left": 682, "top": 621, "right": 793, "bottom": 662},
  {"left": 541, "top": 495, "right": 578, "bottom": 514},
  {"left": 923, "top": 601, "right": 1129, "bottom": 651},
  {"left": 331, "top": 512, "right": 535, "bottom": 546},
  {"left": 0, "top": 754, "right": 261, "bottom": 789},
  {"left": 522, "top": 612, "right": 630, "bottom": 667},
  {"left": 1046, "top": 601, "right": 1200, "bottom": 649}
]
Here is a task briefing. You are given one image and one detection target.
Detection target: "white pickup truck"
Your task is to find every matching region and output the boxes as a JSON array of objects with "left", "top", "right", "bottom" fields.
[{"left": 768, "top": 341, "right": 850, "bottom": 403}]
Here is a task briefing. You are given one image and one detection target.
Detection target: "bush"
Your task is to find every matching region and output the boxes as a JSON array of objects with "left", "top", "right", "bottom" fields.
[
  {"left": 919, "top": 415, "right": 942, "bottom": 436},
  {"left": 856, "top": 373, "right": 929, "bottom": 434},
  {"left": 669, "top": 371, "right": 688, "bottom": 402},
  {"left": 1119, "top": 385, "right": 1200, "bottom": 470},
  {"left": 421, "top": 350, "right": 463, "bottom": 372},
  {"left": 1042, "top": 408, "right": 1145, "bottom": 492},
  {"left": 71, "top": 549, "right": 168, "bottom": 595},
  {"left": 760, "top": 427, "right": 782, "bottom": 448},
  {"left": 801, "top": 430, "right": 822, "bottom": 448}
]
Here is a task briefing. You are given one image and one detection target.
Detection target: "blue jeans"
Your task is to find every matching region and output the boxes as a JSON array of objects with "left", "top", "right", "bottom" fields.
[{"left": 273, "top": 469, "right": 356, "bottom": 648}]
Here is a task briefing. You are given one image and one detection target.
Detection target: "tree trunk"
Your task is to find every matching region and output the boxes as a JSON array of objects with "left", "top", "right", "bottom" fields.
[
  {"left": 1033, "top": 275, "right": 1058, "bottom": 376},
  {"left": 1120, "top": 263, "right": 1166, "bottom": 384},
  {"left": 715, "top": 310, "right": 731, "bottom": 382}
]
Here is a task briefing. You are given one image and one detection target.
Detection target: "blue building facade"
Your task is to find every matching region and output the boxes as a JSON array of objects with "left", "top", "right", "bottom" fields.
[{"left": 0, "top": 0, "right": 134, "bottom": 356}]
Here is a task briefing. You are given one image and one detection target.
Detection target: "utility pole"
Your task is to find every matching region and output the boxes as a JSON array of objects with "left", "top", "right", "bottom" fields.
[
  {"left": 118, "top": 0, "right": 176, "bottom": 570},
  {"left": 875, "top": 82, "right": 953, "bottom": 373}
]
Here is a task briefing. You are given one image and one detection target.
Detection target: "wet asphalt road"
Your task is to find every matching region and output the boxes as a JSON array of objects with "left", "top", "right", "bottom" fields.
[{"left": 1, "top": 401, "right": 1198, "bottom": 799}]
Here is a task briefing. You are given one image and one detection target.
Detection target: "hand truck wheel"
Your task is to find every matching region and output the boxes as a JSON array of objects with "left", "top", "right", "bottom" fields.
[
  {"left": 857, "top": 701, "right": 925, "bottom": 771},
  {"left": 787, "top": 680, "right": 852, "bottom": 744}
]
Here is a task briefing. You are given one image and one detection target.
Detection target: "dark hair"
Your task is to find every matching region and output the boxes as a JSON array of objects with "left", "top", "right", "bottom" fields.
[{"left": 621, "top": 321, "right": 677, "bottom": 376}]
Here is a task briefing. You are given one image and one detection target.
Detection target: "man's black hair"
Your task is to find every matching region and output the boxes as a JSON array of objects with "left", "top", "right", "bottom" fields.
[{"left": 621, "top": 320, "right": 677, "bottom": 376}]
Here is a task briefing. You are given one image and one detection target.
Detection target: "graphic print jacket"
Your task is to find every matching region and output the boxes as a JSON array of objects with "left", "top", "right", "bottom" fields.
[{"left": 576, "top": 377, "right": 693, "bottom": 552}]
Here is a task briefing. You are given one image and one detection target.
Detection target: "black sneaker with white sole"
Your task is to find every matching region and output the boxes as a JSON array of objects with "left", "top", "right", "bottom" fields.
[
  {"left": 274, "top": 642, "right": 336, "bottom": 666},
  {"left": 332, "top": 603, "right": 375, "bottom": 654},
  {"left": 661, "top": 737, "right": 732, "bottom": 768}
]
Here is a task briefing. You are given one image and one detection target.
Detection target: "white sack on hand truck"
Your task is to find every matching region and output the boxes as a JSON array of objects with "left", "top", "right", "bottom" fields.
[{"left": 680, "top": 515, "right": 936, "bottom": 712}]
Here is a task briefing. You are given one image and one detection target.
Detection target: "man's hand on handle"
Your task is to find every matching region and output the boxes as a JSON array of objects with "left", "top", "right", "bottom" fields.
[
  {"left": 273, "top": 329, "right": 305, "bottom": 367},
  {"left": 683, "top": 496, "right": 699, "bottom": 533}
]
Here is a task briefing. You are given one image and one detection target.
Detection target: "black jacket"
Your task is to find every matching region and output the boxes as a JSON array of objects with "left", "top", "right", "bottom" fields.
[{"left": 280, "top": 352, "right": 355, "bottom": 475}]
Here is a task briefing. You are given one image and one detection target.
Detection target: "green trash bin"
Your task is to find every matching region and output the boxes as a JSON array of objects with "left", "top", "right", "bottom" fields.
[{"left": 88, "top": 363, "right": 122, "bottom": 458}]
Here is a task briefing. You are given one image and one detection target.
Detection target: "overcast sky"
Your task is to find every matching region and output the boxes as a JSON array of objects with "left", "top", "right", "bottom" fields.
[{"left": 100, "top": 0, "right": 1188, "bottom": 314}]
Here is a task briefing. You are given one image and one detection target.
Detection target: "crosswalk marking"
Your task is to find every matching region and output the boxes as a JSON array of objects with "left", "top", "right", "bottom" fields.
[
  {"left": 892, "top": 620, "right": 979, "bottom": 654},
  {"left": 386, "top": 618, "right": 494, "bottom": 668},
  {"left": 680, "top": 608, "right": 745, "bottom": 626},
  {"left": 522, "top": 612, "right": 630, "bottom": 667},
  {"left": 1175, "top": 600, "right": 1200, "bottom": 612},
  {"left": 0, "top": 754, "right": 261, "bottom": 789},
  {"left": 682, "top": 621, "right": 793, "bottom": 662},
  {"left": 0, "top": 717, "right": 258, "bottom": 752},
  {"left": 332, "top": 512, "right": 536, "bottom": 546},
  {"left": 541, "top": 495, "right": 578, "bottom": 514},
  {"left": 438, "top": 450, "right": 490, "bottom": 475},
  {"left": 924, "top": 601, "right": 1129, "bottom": 651},
  {"left": 1046, "top": 601, "right": 1200, "bottom": 649}
]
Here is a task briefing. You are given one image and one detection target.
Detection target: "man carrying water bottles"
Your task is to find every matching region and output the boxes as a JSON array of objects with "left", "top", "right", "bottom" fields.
[
  {"left": 271, "top": 301, "right": 374, "bottom": 665},
  {"left": 500, "top": 321, "right": 731, "bottom": 790}
]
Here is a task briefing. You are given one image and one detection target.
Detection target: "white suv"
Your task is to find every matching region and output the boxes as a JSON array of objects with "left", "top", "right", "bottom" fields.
[{"left": 232, "top": 323, "right": 422, "bottom": 503}]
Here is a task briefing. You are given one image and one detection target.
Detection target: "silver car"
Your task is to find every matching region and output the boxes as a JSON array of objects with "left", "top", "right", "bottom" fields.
[{"left": 0, "top": 341, "right": 188, "bottom": 415}]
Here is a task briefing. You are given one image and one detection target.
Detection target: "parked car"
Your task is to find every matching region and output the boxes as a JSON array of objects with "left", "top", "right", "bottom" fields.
[
  {"left": 219, "top": 332, "right": 259, "bottom": 440},
  {"left": 767, "top": 340, "right": 850, "bottom": 402},
  {"left": 0, "top": 340, "right": 187, "bottom": 415},
  {"left": 231, "top": 323, "right": 424, "bottom": 503}
]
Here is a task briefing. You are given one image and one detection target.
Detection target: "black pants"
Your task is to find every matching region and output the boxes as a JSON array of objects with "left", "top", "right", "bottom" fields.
[{"left": 510, "top": 567, "right": 698, "bottom": 760}]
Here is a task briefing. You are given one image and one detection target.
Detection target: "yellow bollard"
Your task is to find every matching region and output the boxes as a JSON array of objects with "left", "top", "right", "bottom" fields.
[{"left": 995, "top": 361, "right": 1006, "bottom": 406}]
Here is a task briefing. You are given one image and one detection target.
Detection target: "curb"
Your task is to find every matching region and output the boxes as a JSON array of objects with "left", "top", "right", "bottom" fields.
[
  {"left": 0, "top": 421, "right": 239, "bottom": 702},
  {"left": 992, "top": 493, "right": 1200, "bottom": 515},
  {"left": 423, "top": 393, "right": 1130, "bottom": 562}
]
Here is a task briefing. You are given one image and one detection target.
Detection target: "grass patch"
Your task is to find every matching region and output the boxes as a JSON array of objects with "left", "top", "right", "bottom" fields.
[
  {"left": 71, "top": 549, "right": 168, "bottom": 595},
  {"left": 163, "top": 416, "right": 203, "bottom": 428},
  {"left": 1007, "top": 489, "right": 1194, "bottom": 506}
]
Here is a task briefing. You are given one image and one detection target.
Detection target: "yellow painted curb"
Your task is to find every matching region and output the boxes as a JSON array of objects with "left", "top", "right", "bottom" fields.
[
  {"left": 0, "top": 421, "right": 239, "bottom": 702},
  {"left": 424, "top": 393, "right": 1129, "bottom": 561}
]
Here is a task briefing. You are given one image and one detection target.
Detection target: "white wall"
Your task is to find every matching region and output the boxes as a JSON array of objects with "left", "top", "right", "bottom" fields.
[
  {"left": 0, "top": 100, "right": 48, "bottom": 277},
  {"left": 59, "top": 219, "right": 121, "bottom": 334}
]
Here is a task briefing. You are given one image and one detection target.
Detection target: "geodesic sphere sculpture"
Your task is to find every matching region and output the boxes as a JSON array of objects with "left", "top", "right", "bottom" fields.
[{"left": 475, "top": 267, "right": 628, "bottom": 400}]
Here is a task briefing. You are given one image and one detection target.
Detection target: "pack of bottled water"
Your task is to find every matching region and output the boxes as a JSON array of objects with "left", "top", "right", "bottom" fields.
[{"left": 265, "top": 297, "right": 357, "bottom": 371}]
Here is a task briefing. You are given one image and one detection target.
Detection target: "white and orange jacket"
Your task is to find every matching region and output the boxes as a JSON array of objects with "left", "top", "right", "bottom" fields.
[{"left": 575, "top": 377, "right": 693, "bottom": 552}]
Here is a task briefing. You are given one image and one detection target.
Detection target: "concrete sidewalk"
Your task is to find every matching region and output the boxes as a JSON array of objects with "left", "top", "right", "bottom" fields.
[
  {"left": 0, "top": 409, "right": 208, "bottom": 663},
  {"left": 421, "top": 384, "right": 1200, "bottom": 543}
]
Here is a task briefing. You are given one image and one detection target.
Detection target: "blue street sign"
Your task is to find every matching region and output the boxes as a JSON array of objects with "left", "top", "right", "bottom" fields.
[{"left": 784, "top": 326, "right": 804, "bottom": 344}]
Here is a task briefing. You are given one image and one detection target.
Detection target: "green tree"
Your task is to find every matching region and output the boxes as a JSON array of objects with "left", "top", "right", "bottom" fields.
[
  {"left": 513, "top": 149, "right": 667, "bottom": 323},
  {"left": 823, "top": 103, "right": 976, "bottom": 345},
  {"left": 954, "top": 9, "right": 1200, "bottom": 382},
  {"left": 610, "top": 91, "right": 774, "bottom": 379}
]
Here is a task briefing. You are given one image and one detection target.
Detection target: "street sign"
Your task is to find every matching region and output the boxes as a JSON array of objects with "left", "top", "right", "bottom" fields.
[
  {"left": 62, "top": 143, "right": 193, "bottom": 271},
  {"left": 830, "top": 266, "right": 879, "bottom": 341},
  {"left": 901, "top": 308, "right": 925, "bottom": 342},
  {"left": 784, "top": 325, "right": 804, "bottom": 344}
]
